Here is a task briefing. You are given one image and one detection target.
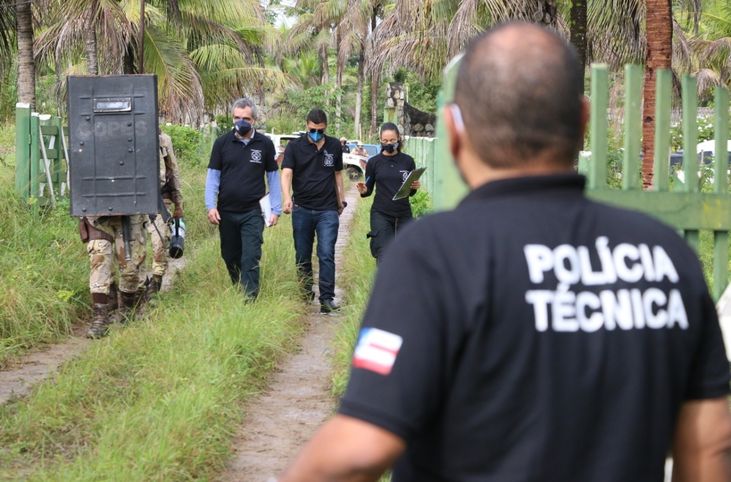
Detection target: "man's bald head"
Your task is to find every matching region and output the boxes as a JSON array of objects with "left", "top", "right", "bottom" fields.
[{"left": 454, "top": 22, "right": 584, "bottom": 169}]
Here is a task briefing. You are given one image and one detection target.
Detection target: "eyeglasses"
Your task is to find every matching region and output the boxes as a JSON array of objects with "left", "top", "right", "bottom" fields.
[{"left": 308, "top": 128, "right": 325, "bottom": 134}]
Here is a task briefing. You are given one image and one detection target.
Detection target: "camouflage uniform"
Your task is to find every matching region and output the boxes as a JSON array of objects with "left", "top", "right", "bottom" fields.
[
  {"left": 82, "top": 214, "right": 146, "bottom": 338},
  {"left": 86, "top": 215, "right": 147, "bottom": 295},
  {"left": 145, "top": 132, "right": 183, "bottom": 293}
]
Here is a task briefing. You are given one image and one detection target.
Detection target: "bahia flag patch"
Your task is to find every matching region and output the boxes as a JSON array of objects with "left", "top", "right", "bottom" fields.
[{"left": 353, "top": 327, "right": 403, "bottom": 376}]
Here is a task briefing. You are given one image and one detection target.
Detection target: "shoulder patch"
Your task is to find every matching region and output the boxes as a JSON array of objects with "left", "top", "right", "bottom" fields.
[{"left": 353, "top": 327, "right": 403, "bottom": 376}]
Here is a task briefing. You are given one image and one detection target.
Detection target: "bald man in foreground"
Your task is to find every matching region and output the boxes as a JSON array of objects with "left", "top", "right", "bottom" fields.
[{"left": 279, "top": 22, "right": 731, "bottom": 482}]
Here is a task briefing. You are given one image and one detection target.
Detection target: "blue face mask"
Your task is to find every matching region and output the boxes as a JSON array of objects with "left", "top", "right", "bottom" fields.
[
  {"left": 234, "top": 119, "right": 252, "bottom": 136},
  {"left": 308, "top": 131, "right": 324, "bottom": 143}
]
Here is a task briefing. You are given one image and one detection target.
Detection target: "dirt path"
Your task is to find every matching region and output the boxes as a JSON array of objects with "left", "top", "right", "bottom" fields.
[
  {"left": 0, "top": 256, "right": 185, "bottom": 406},
  {"left": 220, "top": 187, "right": 360, "bottom": 482}
]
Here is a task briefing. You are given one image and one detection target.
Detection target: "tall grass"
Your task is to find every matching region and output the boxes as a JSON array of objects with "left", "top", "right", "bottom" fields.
[
  {"left": 0, "top": 124, "right": 88, "bottom": 365},
  {"left": 0, "top": 161, "right": 310, "bottom": 479},
  {"left": 331, "top": 196, "right": 376, "bottom": 397}
]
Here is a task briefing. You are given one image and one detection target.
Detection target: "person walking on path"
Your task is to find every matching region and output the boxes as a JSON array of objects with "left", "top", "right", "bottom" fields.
[
  {"left": 206, "top": 97, "right": 281, "bottom": 300},
  {"left": 80, "top": 214, "right": 146, "bottom": 338},
  {"left": 281, "top": 108, "right": 346, "bottom": 313},
  {"left": 145, "top": 130, "right": 184, "bottom": 297},
  {"left": 356, "top": 122, "right": 420, "bottom": 262},
  {"left": 280, "top": 22, "right": 731, "bottom": 482}
]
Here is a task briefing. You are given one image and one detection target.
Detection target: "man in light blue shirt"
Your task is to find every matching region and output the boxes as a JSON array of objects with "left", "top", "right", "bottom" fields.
[{"left": 205, "top": 97, "right": 281, "bottom": 299}]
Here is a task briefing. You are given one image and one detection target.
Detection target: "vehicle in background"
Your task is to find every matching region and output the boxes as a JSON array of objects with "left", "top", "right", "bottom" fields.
[
  {"left": 264, "top": 132, "right": 300, "bottom": 165},
  {"left": 342, "top": 141, "right": 379, "bottom": 180},
  {"left": 670, "top": 139, "right": 731, "bottom": 168}
]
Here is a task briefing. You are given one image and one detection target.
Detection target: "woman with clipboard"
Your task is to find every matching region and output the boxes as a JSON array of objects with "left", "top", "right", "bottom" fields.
[{"left": 356, "top": 123, "right": 421, "bottom": 262}]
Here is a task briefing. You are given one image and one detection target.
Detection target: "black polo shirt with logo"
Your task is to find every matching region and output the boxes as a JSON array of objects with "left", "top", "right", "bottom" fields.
[
  {"left": 362, "top": 152, "right": 417, "bottom": 218},
  {"left": 208, "top": 130, "right": 277, "bottom": 212},
  {"left": 282, "top": 134, "right": 342, "bottom": 211},
  {"left": 339, "top": 174, "right": 730, "bottom": 482}
]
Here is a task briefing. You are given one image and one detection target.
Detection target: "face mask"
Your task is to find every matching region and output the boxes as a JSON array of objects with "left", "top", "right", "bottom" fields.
[
  {"left": 381, "top": 142, "right": 399, "bottom": 154},
  {"left": 308, "top": 130, "right": 324, "bottom": 143},
  {"left": 234, "top": 119, "right": 252, "bottom": 136}
]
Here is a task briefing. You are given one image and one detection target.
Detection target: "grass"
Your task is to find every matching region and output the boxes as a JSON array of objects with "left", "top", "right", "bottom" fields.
[
  {"left": 0, "top": 124, "right": 89, "bottom": 365},
  {"left": 0, "top": 133, "right": 312, "bottom": 480},
  {"left": 330, "top": 196, "right": 375, "bottom": 398}
]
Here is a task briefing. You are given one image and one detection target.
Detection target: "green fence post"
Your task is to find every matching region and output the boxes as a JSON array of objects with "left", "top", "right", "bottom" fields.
[
  {"left": 433, "top": 54, "right": 468, "bottom": 210},
  {"left": 623, "top": 64, "right": 642, "bottom": 190},
  {"left": 682, "top": 75, "right": 699, "bottom": 193},
  {"left": 589, "top": 64, "right": 609, "bottom": 189},
  {"left": 652, "top": 69, "right": 672, "bottom": 192},
  {"left": 14, "top": 103, "right": 31, "bottom": 199},
  {"left": 52, "top": 115, "right": 64, "bottom": 188},
  {"left": 712, "top": 86, "right": 729, "bottom": 300},
  {"left": 681, "top": 75, "right": 699, "bottom": 251},
  {"left": 29, "top": 112, "right": 40, "bottom": 199}
]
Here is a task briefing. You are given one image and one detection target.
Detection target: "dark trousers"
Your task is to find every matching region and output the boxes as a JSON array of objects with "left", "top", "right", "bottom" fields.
[
  {"left": 292, "top": 206, "right": 339, "bottom": 301},
  {"left": 219, "top": 209, "right": 265, "bottom": 298},
  {"left": 369, "top": 210, "right": 412, "bottom": 261}
]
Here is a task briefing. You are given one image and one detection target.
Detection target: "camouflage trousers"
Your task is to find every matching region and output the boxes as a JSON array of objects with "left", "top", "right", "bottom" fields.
[
  {"left": 145, "top": 199, "right": 174, "bottom": 277},
  {"left": 87, "top": 215, "right": 146, "bottom": 295}
]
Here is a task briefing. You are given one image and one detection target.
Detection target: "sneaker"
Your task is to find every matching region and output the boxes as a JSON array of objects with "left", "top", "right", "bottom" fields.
[{"left": 320, "top": 299, "right": 341, "bottom": 314}]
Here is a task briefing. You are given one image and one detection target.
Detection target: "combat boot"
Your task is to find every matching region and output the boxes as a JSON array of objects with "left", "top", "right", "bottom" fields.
[
  {"left": 146, "top": 274, "right": 163, "bottom": 299},
  {"left": 108, "top": 282, "right": 119, "bottom": 311},
  {"left": 107, "top": 283, "right": 122, "bottom": 323},
  {"left": 119, "top": 290, "right": 139, "bottom": 323},
  {"left": 86, "top": 303, "right": 110, "bottom": 339}
]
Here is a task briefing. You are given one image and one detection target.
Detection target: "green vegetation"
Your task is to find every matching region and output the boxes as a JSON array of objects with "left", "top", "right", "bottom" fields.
[
  {"left": 0, "top": 124, "right": 87, "bottom": 366},
  {"left": 331, "top": 196, "right": 375, "bottom": 398},
  {"left": 0, "top": 157, "right": 312, "bottom": 479}
]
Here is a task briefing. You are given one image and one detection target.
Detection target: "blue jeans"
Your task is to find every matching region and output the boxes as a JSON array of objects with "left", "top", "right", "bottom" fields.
[
  {"left": 219, "top": 209, "right": 265, "bottom": 298},
  {"left": 292, "top": 206, "right": 339, "bottom": 301}
]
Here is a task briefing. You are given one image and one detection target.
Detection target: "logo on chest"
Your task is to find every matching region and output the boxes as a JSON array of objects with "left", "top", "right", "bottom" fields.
[
  {"left": 400, "top": 170, "right": 410, "bottom": 181},
  {"left": 250, "top": 149, "right": 262, "bottom": 163},
  {"left": 323, "top": 151, "right": 335, "bottom": 167}
]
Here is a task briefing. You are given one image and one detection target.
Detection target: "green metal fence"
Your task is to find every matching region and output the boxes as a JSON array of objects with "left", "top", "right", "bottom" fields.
[
  {"left": 405, "top": 60, "right": 731, "bottom": 300},
  {"left": 15, "top": 103, "right": 69, "bottom": 207}
]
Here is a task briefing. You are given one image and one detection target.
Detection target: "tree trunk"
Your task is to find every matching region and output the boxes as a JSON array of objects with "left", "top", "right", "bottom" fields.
[
  {"left": 335, "top": 28, "right": 343, "bottom": 134},
  {"left": 369, "top": 70, "right": 379, "bottom": 139},
  {"left": 16, "top": 0, "right": 35, "bottom": 108},
  {"left": 354, "top": 49, "right": 364, "bottom": 139},
  {"left": 319, "top": 43, "right": 329, "bottom": 85},
  {"left": 641, "top": 0, "right": 672, "bottom": 188},
  {"left": 85, "top": 30, "right": 98, "bottom": 75},
  {"left": 138, "top": 0, "right": 145, "bottom": 73},
  {"left": 123, "top": 43, "right": 136, "bottom": 74},
  {"left": 569, "top": 0, "right": 587, "bottom": 95}
]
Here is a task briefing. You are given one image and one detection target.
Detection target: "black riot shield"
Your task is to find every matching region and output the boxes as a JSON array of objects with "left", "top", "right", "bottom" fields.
[{"left": 68, "top": 75, "right": 160, "bottom": 217}]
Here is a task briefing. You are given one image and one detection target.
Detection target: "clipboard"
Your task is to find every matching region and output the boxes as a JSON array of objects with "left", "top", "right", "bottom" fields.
[{"left": 392, "top": 167, "right": 426, "bottom": 200}]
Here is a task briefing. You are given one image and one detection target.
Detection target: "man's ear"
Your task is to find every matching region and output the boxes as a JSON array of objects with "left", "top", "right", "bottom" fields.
[{"left": 443, "top": 105, "right": 461, "bottom": 163}]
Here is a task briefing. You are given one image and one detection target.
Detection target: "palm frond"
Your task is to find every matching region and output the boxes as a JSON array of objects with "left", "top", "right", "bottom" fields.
[{"left": 144, "top": 24, "right": 204, "bottom": 123}]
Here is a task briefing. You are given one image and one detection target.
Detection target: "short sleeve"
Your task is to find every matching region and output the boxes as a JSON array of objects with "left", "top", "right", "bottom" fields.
[
  {"left": 282, "top": 141, "right": 296, "bottom": 170},
  {"left": 208, "top": 137, "right": 223, "bottom": 170},
  {"left": 685, "top": 288, "right": 731, "bottom": 400},
  {"left": 264, "top": 138, "right": 277, "bottom": 172},
  {"left": 334, "top": 141, "right": 343, "bottom": 171},
  {"left": 338, "top": 223, "right": 453, "bottom": 440}
]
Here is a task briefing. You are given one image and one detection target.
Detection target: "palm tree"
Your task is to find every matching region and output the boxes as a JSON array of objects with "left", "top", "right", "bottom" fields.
[
  {"left": 337, "top": 0, "right": 387, "bottom": 138},
  {"left": 34, "top": 0, "right": 282, "bottom": 123},
  {"left": 641, "top": 0, "right": 673, "bottom": 187},
  {"left": 16, "top": 0, "right": 35, "bottom": 108}
]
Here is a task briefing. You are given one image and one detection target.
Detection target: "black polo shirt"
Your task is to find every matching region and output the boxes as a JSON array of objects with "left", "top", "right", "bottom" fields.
[
  {"left": 208, "top": 130, "right": 277, "bottom": 212},
  {"left": 340, "top": 174, "right": 730, "bottom": 482},
  {"left": 282, "top": 134, "right": 342, "bottom": 211},
  {"left": 361, "top": 152, "right": 417, "bottom": 218}
]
